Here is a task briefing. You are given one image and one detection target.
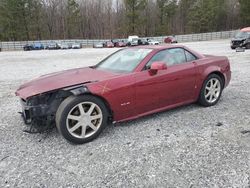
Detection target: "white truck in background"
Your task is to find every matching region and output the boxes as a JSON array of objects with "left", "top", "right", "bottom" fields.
[{"left": 128, "top": 35, "right": 139, "bottom": 46}]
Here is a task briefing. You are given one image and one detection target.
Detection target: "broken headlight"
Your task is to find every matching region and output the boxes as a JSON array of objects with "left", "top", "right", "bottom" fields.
[{"left": 27, "top": 92, "right": 53, "bottom": 106}]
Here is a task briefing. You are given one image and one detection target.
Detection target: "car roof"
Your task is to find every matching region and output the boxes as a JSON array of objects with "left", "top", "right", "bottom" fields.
[
  {"left": 132, "top": 44, "right": 186, "bottom": 50},
  {"left": 241, "top": 27, "right": 250, "bottom": 32},
  {"left": 130, "top": 44, "right": 204, "bottom": 59}
]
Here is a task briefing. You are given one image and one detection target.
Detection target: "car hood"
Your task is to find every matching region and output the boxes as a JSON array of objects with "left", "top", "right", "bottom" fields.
[
  {"left": 232, "top": 37, "right": 246, "bottom": 41},
  {"left": 16, "top": 67, "right": 117, "bottom": 99}
]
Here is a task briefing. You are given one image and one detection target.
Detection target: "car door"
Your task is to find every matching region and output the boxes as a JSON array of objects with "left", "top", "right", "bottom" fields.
[
  {"left": 134, "top": 70, "right": 164, "bottom": 115},
  {"left": 135, "top": 48, "right": 198, "bottom": 115},
  {"left": 158, "top": 48, "right": 198, "bottom": 108}
]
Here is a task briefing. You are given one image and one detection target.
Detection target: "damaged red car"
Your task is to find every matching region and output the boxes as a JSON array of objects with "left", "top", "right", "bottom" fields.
[{"left": 16, "top": 45, "right": 231, "bottom": 144}]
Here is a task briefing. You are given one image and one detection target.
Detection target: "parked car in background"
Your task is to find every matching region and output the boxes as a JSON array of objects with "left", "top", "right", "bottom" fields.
[
  {"left": 148, "top": 39, "right": 160, "bottom": 45},
  {"left": 66, "top": 43, "right": 72, "bottom": 49},
  {"left": 33, "top": 43, "right": 44, "bottom": 50},
  {"left": 24, "top": 43, "right": 44, "bottom": 51},
  {"left": 138, "top": 38, "right": 149, "bottom": 45},
  {"left": 16, "top": 45, "right": 231, "bottom": 144},
  {"left": 164, "top": 36, "right": 178, "bottom": 44},
  {"left": 111, "top": 39, "right": 119, "bottom": 47},
  {"left": 231, "top": 27, "right": 250, "bottom": 49},
  {"left": 23, "top": 44, "right": 34, "bottom": 51},
  {"left": 46, "top": 42, "right": 60, "bottom": 50},
  {"left": 104, "top": 41, "right": 114, "bottom": 48},
  {"left": 93, "top": 42, "right": 104, "bottom": 48},
  {"left": 123, "top": 39, "right": 130, "bottom": 46},
  {"left": 60, "top": 43, "right": 70, "bottom": 49},
  {"left": 72, "top": 43, "right": 81, "bottom": 49},
  {"left": 116, "top": 41, "right": 126, "bottom": 47}
]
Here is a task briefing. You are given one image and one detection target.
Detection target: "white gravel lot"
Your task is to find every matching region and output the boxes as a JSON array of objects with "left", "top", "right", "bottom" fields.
[{"left": 0, "top": 40, "right": 250, "bottom": 187}]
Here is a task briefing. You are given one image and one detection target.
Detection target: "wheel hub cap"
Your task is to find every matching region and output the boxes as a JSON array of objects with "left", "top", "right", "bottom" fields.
[
  {"left": 66, "top": 102, "right": 103, "bottom": 139},
  {"left": 205, "top": 78, "right": 221, "bottom": 103}
]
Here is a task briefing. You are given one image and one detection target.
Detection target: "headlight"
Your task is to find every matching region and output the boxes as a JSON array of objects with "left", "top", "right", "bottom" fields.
[
  {"left": 27, "top": 93, "right": 52, "bottom": 106},
  {"left": 62, "top": 85, "right": 89, "bottom": 95}
]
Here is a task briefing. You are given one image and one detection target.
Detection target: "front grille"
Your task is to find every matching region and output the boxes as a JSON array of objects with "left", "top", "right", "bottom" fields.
[{"left": 232, "top": 41, "right": 242, "bottom": 45}]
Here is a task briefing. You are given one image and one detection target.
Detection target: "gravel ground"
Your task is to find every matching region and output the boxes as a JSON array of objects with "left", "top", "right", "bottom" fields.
[{"left": 0, "top": 40, "right": 250, "bottom": 188}]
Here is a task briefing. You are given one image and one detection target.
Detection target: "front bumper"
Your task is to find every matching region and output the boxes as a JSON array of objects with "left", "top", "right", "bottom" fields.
[
  {"left": 231, "top": 40, "right": 244, "bottom": 48},
  {"left": 20, "top": 99, "right": 50, "bottom": 124}
]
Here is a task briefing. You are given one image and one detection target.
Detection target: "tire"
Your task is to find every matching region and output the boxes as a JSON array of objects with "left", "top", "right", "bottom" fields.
[
  {"left": 56, "top": 95, "right": 109, "bottom": 144},
  {"left": 198, "top": 74, "right": 223, "bottom": 107},
  {"left": 246, "top": 43, "right": 250, "bottom": 49}
]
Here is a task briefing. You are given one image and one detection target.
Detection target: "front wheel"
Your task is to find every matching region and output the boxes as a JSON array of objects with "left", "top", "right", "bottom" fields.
[
  {"left": 56, "top": 95, "right": 109, "bottom": 144},
  {"left": 198, "top": 74, "right": 223, "bottom": 107},
  {"left": 246, "top": 43, "right": 250, "bottom": 49}
]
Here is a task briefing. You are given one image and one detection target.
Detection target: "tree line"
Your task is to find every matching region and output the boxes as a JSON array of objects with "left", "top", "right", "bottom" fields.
[{"left": 0, "top": 0, "right": 249, "bottom": 41}]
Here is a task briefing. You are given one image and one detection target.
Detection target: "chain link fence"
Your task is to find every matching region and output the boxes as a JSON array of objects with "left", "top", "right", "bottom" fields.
[{"left": 0, "top": 30, "right": 237, "bottom": 51}]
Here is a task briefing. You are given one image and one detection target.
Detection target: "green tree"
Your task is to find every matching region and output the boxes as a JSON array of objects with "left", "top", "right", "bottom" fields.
[
  {"left": 0, "top": 0, "right": 43, "bottom": 41},
  {"left": 66, "top": 0, "right": 80, "bottom": 38},
  {"left": 124, "top": 0, "right": 146, "bottom": 34},
  {"left": 28, "top": 0, "right": 43, "bottom": 40},
  {"left": 214, "top": 0, "right": 227, "bottom": 31},
  {"left": 0, "top": 0, "right": 27, "bottom": 40},
  {"left": 156, "top": 0, "right": 177, "bottom": 35},
  {"left": 187, "top": 0, "right": 227, "bottom": 33},
  {"left": 239, "top": 0, "right": 250, "bottom": 27}
]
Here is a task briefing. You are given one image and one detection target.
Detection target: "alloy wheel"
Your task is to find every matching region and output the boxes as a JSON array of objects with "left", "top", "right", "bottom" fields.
[
  {"left": 204, "top": 78, "right": 221, "bottom": 104},
  {"left": 66, "top": 102, "right": 103, "bottom": 139}
]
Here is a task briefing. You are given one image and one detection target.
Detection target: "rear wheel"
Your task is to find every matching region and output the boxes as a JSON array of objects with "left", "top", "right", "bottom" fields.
[
  {"left": 56, "top": 95, "right": 109, "bottom": 144},
  {"left": 198, "top": 74, "right": 223, "bottom": 107}
]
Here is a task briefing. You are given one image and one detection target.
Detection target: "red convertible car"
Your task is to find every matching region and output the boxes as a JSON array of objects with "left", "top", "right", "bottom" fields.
[{"left": 16, "top": 45, "right": 231, "bottom": 144}]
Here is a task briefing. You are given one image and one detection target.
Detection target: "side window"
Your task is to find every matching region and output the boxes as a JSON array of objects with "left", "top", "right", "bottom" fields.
[
  {"left": 145, "top": 48, "right": 188, "bottom": 70},
  {"left": 185, "top": 50, "right": 197, "bottom": 62},
  {"left": 167, "top": 48, "right": 186, "bottom": 65},
  {"left": 145, "top": 50, "right": 168, "bottom": 69}
]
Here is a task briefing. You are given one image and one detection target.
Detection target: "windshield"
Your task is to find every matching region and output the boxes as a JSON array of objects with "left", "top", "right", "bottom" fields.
[
  {"left": 95, "top": 48, "right": 152, "bottom": 73},
  {"left": 235, "top": 31, "right": 250, "bottom": 38}
]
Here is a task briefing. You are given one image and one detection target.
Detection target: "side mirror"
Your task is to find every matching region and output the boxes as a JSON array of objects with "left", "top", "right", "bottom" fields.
[
  {"left": 149, "top": 61, "right": 167, "bottom": 74},
  {"left": 151, "top": 62, "right": 167, "bottom": 70}
]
